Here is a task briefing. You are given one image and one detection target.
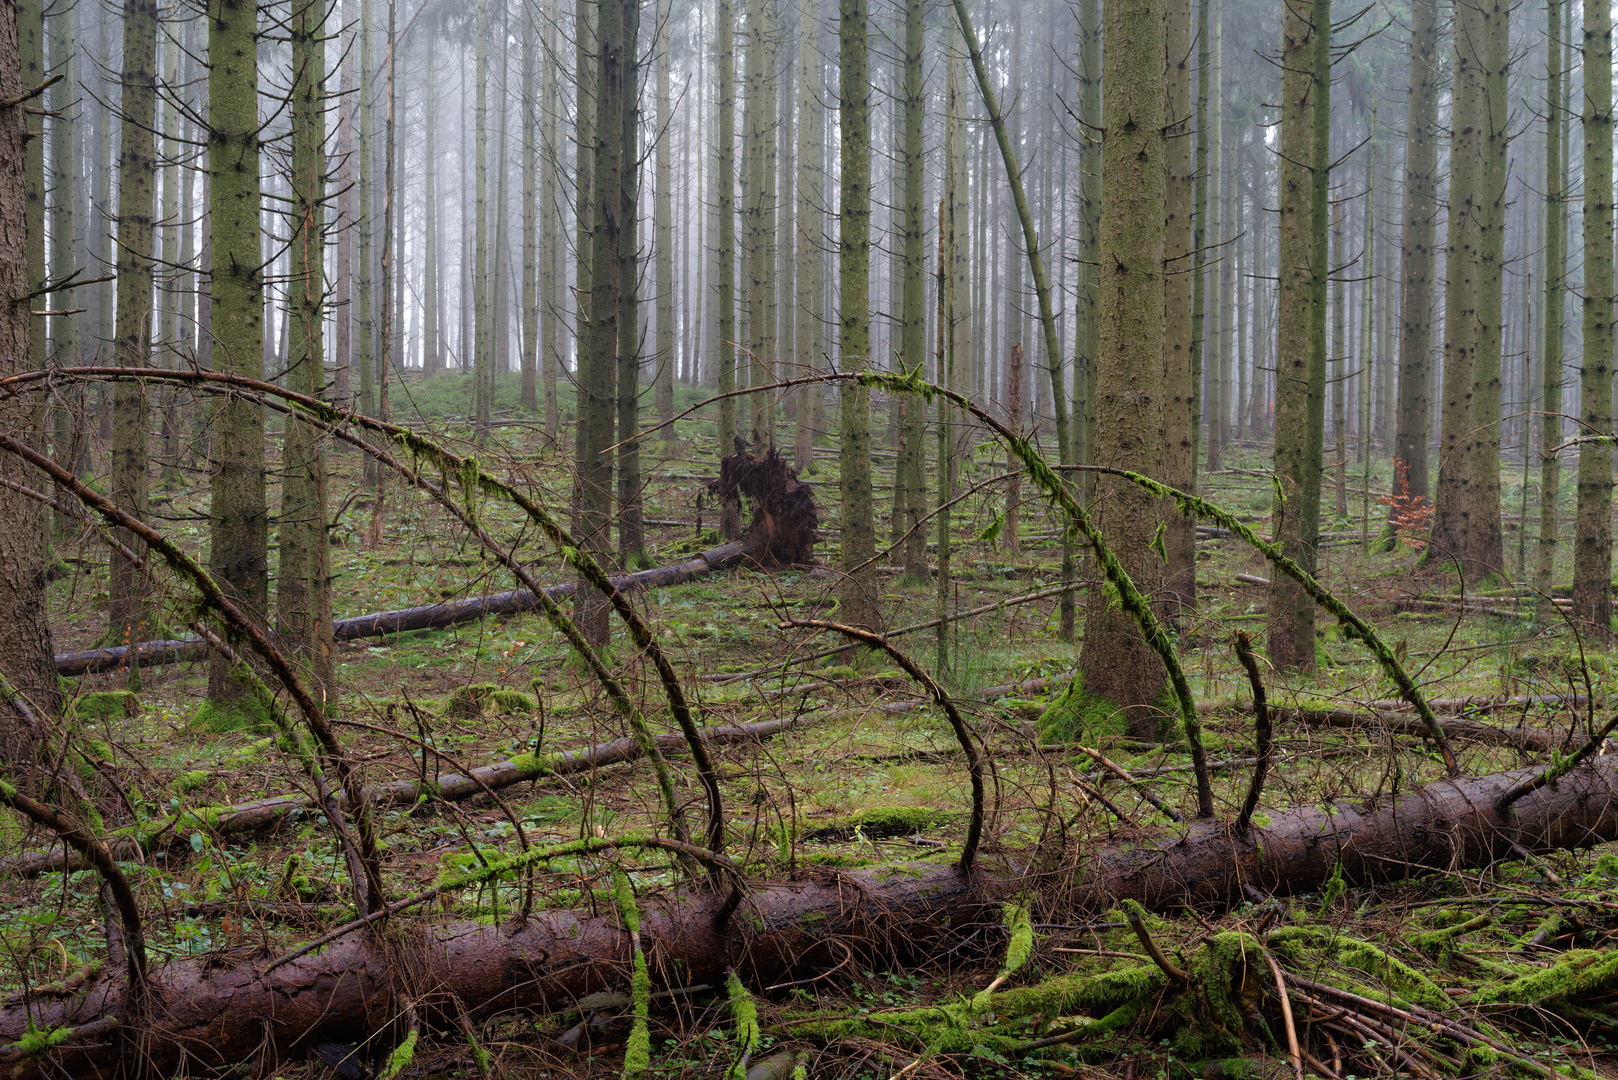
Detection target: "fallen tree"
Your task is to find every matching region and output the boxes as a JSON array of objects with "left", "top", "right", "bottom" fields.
[
  {"left": 4, "top": 756, "right": 1616, "bottom": 1079},
  {"left": 55, "top": 444, "right": 820, "bottom": 677}
]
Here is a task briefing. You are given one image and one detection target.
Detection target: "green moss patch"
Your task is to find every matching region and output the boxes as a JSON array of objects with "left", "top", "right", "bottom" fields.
[
  {"left": 441, "top": 683, "right": 536, "bottom": 720},
  {"left": 189, "top": 696, "right": 272, "bottom": 734},
  {"left": 803, "top": 805, "right": 947, "bottom": 842},
  {"left": 72, "top": 690, "right": 140, "bottom": 724}
]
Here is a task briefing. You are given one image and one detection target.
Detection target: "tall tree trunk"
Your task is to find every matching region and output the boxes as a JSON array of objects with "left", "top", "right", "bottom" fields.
[
  {"left": 1332, "top": 196, "right": 1347, "bottom": 517},
  {"left": 1161, "top": 0, "right": 1196, "bottom": 616},
  {"left": 715, "top": 0, "right": 741, "bottom": 536},
  {"left": 541, "top": 0, "right": 561, "bottom": 441},
  {"left": 206, "top": 0, "right": 269, "bottom": 709},
  {"left": 1203, "top": 0, "right": 1224, "bottom": 476},
  {"left": 576, "top": 0, "right": 631, "bottom": 645},
  {"left": 421, "top": 30, "right": 438, "bottom": 381},
  {"left": 1078, "top": 0, "right": 1169, "bottom": 736},
  {"left": 110, "top": 0, "right": 158, "bottom": 679},
  {"left": 1075, "top": 0, "right": 1099, "bottom": 507},
  {"left": 838, "top": 0, "right": 877, "bottom": 631},
  {"left": 0, "top": 0, "right": 61, "bottom": 726},
  {"left": 472, "top": 0, "right": 492, "bottom": 444},
  {"left": 1268, "top": 0, "right": 1327, "bottom": 670},
  {"left": 654, "top": 0, "right": 674, "bottom": 430},
  {"left": 792, "top": 0, "right": 822, "bottom": 475},
  {"left": 745, "top": 0, "right": 776, "bottom": 446},
  {"left": 1537, "top": 0, "right": 1568, "bottom": 622},
  {"left": 1573, "top": 0, "right": 1614, "bottom": 629},
  {"left": 520, "top": 15, "right": 538, "bottom": 413},
  {"left": 275, "top": 0, "right": 335, "bottom": 699},
  {"left": 48, "top": 0, "right": 79, "bottom": 534},
  {"left": 897, "top": 0, "right": 926, "bottom": 582},
  {"left": 1430, "top": 0, "right": 1485, "bottom": 566},
  {"left": 356, "top": 0, "right": 375, "bottom": 421},
  {"left": 1392, "top": 0, "right": 1438, "bottom": 523},
  {"left": 615, "top": 0, "right": 643, "bottom": 565}
]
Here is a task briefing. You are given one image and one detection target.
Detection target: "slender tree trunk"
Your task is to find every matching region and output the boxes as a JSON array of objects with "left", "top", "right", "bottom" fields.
[
  {"left": 421, "top": 30, "right": 438, "bottom": 381},
  {"left": 356, "top": 0, "right": 375, "bottom": 421},
  {"left": 333, "top": 0, "right": 355, "bottom": 407},
  {"left": 838, "top": 0, "right": 877, "bottom": 631},
  {"left": 48, "top": 0, "right": 79, "bottom": 535},
  {"left": 793, "top": 0, "right": 822, "bottom": 475},
  {"left": 1075, "top": 0, "right": 1099, "bottom": 510},
  {"left": 1573, "top": 0, "right": 1613, "bottom": 629},
  {"left": 654, "top": 0, "right": 674, "bottom": 430},
  {"left": 715, "top": 0, "right": 741, "bottom": 535},
  {"left": 1161, "top": 0, "right": 1196, "bottom": 615},
  {"left": 110, "top": 0, "right": 158, "bottom": 674},
  {"left": 275, "top": 0, "right": 335, "bottom": 699},
  {"left": 1332, "top": 196, "right": 1347, "bottom": 517},
  {"left": 1268, "top": 0, "right": 1327, "bottom": 670},
  {"left": 898, "top": 0, "right": 926, "bottom": 582},
  {"left": 615, "top": 0, "right": 643, "bottom": 565},
  {"left": 206, "top": 0, "right": 269, "bottom": 708},
  {"left": 472, "top": 0, "right": 491, "bottom": 444},
  {"left": 520, "top": 16, "right": 538, "bottom": 413},
  {"left": 1536, "top": 0, "right": 1568, "bottom": 622},
  {"left": 1078, "top": 0, "right": 1170, "bottom": 735},
  {"left": 745, "top": 0, "right": 776, "bottom": 446},
  {"left": 541, "top": 0, "right": 560, "bottom": 440},
  {"left": 1203, "top": 0, "right": 1225, "bottom": 476},
  {"left": 1392, "top": 0, "right": 1438, "bottom": 521}
]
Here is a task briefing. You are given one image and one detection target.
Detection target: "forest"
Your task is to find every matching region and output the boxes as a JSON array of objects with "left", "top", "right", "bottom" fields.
[{"left": 3, "top": 0, "right": 1618, "bottom": 1074}]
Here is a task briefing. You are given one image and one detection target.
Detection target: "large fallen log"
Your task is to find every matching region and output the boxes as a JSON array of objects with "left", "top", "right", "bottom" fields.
[{"left": 5, "top": 758, "right": 1617, "bottom": 1078}]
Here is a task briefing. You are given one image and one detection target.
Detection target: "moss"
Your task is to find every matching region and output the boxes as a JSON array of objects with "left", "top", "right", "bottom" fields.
[
  {"left": 378, "top": 1030, "right": 417, "bottom": 1080},
  {"left": 1037, "top": 674, "right": 1127, "bottom": 743},
  {"left": 189, "top": 697, "right": 272, "bottom": 734},
  {"left": 1268, "top": 926, "right": 1449, "bottom": 1010},
  {"left": 4, "top": 1022, "right": 77, "bottom": 1059},
  {"left": 803, "top": 805, "right": 947, "bottom": 842},
  {"left": 1475, "top": 948, "right": 1618, "bottom": 1006},
  {"left": 442, "top": 683, "right": 536, "bottom": 720},
  {"left": 173, "top": 770, "right": 212, "bottom": 795},
  {"left": 724, "top": 971, "right": 760, "bottom": 1080},
  {"left": 72, "top": 690, "right": 140, "bottom": 723},
  {"left": 508, "top": 750, "right": 563, "bottom": 777}
]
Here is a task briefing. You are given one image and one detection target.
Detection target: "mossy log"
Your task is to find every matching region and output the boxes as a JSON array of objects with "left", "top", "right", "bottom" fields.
[{"left": 4, "top": 757, "right": 1617, "bottom": 1078}]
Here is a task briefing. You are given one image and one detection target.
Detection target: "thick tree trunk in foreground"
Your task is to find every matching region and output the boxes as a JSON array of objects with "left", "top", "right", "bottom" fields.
[{"left": 7, "top": 758, "right": 1618, "bottom": 1080}]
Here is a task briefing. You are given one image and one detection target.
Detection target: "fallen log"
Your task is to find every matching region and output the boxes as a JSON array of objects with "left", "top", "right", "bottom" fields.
[
  {"left": 0, "top": 710, "right": 827, "bottom": 879},
  {"left": 54, "top": 542, "right": 751, "bottom": 676},
  {"left": 1283, "top": 708, "right": 1568, "bottom": 753},
  {"left": 5, "top": 758, "right": 1618, "bottom": 1078}
]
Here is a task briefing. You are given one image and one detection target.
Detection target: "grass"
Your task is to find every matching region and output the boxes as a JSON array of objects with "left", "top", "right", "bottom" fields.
[{"left": 12, "top": 390, "right": 1618, "bottom": 1078}]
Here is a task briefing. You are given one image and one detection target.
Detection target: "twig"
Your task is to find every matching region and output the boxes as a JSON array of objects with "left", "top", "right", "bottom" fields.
[
  {"left": 1261, "top": 948, "right": 1305, "bottom": 1080},
  {"left": 1233, "top": 632, "right": 1273, "bottom": 834},
  {"left": 1074, "top": 745, "right": 1182, "bottom": 823},
  {"left": 1122, "top": 902, "right": 1188, "bottom": 984},
  {"left": 781, "top": 619, "right": 985, "bottom": 872}
]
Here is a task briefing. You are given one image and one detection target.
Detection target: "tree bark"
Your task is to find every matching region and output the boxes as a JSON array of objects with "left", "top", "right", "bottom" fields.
[
  {"left": 1161, "top": 0, "right": 1196, "bottom": 615},
  {"left": 0, "top": 0, "right": 61, "bottom": 728},
  {"left": 792, "top": 0, "right": 823, "bottom": 476},
  {"left": 8, "top": 758, "right": 1618, "bottom": 1080},
  {"left": 1078, "top": 0, "right": 1168, "bottom": 736},
  {"left": 1573, "top": 0, "right": 1614, "bottom": 630},
  {"left": 1392, "top": 0, "right": 1438, "bottom": 517},
  {"left": 1537, "top": 0, "right": 1569, "bottom": 622}
]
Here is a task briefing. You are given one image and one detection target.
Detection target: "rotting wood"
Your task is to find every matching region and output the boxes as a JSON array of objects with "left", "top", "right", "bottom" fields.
[{"left": 3, "top": 757, "right": 1617, "bottom": 1079}]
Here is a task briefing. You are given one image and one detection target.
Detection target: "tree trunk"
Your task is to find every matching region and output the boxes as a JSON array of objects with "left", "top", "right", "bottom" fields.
[
  {"left": 109, "top": 0, "right": 158, "bottom": 674},
  {"left": 205, "top": 0, "right": 270, "bottom": 712},
  {"left": 792, "top": 0, "right": 822, "bottom": 476},
  {"left": 10, "top": 758, "right": 1618, "bottom": 1080},
  {"left": 1267, "top": 0, "right": 1325, "bottom": 670},
  {"left": 615, "top": 0, "right": 644, "bottom": 565},
  {"left": 715, "top": 0, "right": 742, "bottom": 536},
  {"left": 1161, "top": 0, "right": 1196, "bottom": 616},
  {"left": 1079, "top": 0, "right": 1168, "bottom": 738},
  {"left": 745, "top": 0, "right": 776, "bottom": 447},
  {"left": 472, "top": 0, "right": 491, "bottom": 444},
  {"left": 838, "top": 0, "right": 877, "bottom": 632},
  {"left": 520, "top": 16, "right": 538, "bottom": 413},
  {"left": 0, "top": 0, "right": 61, "bottom": 727},
  {"left": 541, "top": 0, "right": 560, "bottom": 441},
  {"left": 275, "top": 0, "right": 335, "bottom": 699},
  {"left": 1537, "top": 0, "right": 1569, "bottom": 622},
  {"left": 1573, "top": 0, "right": 1613, "bottom": 630},
  {"left": 1392, "top": 0, "right": 1438, "bottom": 519},
  {"left": 654, "top": 0, "right": 675, "bottom": 430}
]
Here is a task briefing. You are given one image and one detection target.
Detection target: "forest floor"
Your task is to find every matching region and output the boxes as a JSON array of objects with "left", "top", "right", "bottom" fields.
[{"left": 7, "top": 372, "right": 1618, "bottom": 1079}]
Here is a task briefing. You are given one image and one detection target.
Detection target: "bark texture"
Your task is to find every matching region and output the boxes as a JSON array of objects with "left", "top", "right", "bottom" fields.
[{"left": 7, "top": 758, "right": 1618, "bottom": 1080}]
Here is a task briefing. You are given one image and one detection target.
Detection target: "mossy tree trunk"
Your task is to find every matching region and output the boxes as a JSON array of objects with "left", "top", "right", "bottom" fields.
[
  {"left": 520, "top": 13, "right": 538, "bottom": 413},
  {"left": 744, "top": 0, "right": 777, "bottom": 447},
  {"left": 541, "top": 0, "right": 561, "bottom": 441},
  {"left": 837, "top": 0, "right": 877, "bottom": 632},
  {"left": 715, "top": 0, "right": 742, "bottom": 536},
  {"left": 1573, "top": 0, "right": 1613, "bottom": 629},
  {"left": 205, "top": 0, "right": 269, "bottom": 709},
  {"left": 654, "top": 0, "right": 675, "bottom": 431},
  {"left": 1077, "top": 0, "right": 1169, "bottom": 736},
  {"left": 615, "top": 0, "right": 643, "bottom": 565},
  {"left": 1266, "top": 0, "right": 1327, "bottom": 671},
  {"left": 897, "top": 0, "right": 926, "bottom": 582}
]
